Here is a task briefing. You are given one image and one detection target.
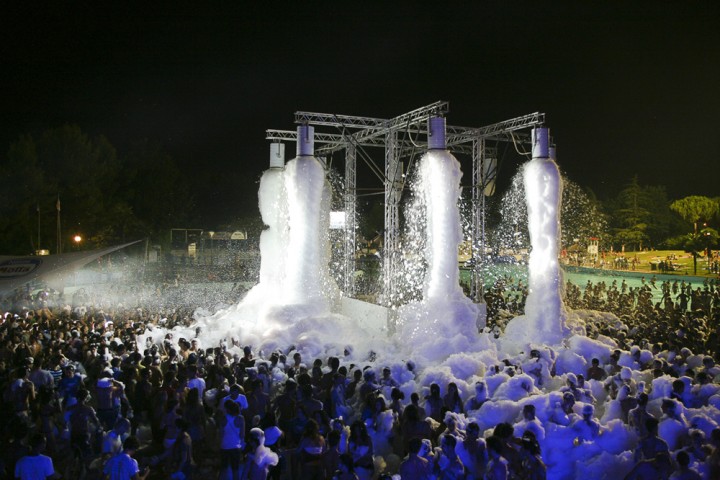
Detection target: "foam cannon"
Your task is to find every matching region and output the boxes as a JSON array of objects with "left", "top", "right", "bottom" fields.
[
  {"left": 531, "top": 127, "right": 550, "bottom": 159},
  {"left": 296, "top": 124, "right": 315, "bottom": 157},
  {"left": 521, "top": 125, "right": 568, "bottom": 345},
  {"left": 427, "top": 116, "right": 447, "bottom": 150},
  {"left": 269, "top": 142, "right": 285, "bottom": 169}
]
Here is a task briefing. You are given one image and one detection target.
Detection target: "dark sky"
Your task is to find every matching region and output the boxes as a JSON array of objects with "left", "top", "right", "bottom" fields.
[{"left": 2, "top": 2, "right": 719, "bottom": 225}]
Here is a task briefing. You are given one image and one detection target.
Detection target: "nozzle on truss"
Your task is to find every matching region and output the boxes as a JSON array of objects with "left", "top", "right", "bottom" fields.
[
  {"left": 296, "top": 125, "right": 314, "bottom": 157},
  {"left": 427, "top": 116, "right": 446, "bottom": 150},
  {"left": 269, "top": 142, "right": 285, "bottom": 169},
  {"left": 532, "top": 127, "right": 550, "bottom": 159}
]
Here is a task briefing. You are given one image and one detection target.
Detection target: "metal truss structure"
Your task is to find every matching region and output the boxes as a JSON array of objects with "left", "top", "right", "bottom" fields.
[{"left": 266, "top": 102, "right": 544, "bottom": 306}]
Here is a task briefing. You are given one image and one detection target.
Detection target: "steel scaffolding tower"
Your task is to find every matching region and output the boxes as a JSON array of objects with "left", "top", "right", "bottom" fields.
[
  {"left": 383, "top": 131, "right": 402, "bottom": 308},
  {"left": 266, "top": 102, "right": 544, "bottom": 307},
  {"left": 344, "top": 144, "right": 357, "bottom": 296}
]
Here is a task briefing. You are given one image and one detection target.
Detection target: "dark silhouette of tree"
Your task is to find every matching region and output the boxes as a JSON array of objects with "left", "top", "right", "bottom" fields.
[
  {"left": 0, "top": 126, "right": 194, "bottom": 254},
  {"left": 609, "top": 176, "right": 650, "bottom": 252},
  {"left": 121, "top": 139, "right": 195, "bottom": 240},
  {"left": 0, "top": 134, "right": 47, "bottom": 253},
  {"left": 670, "top": 196, "right": 719, "bottom": 233},
  {"left": 670, "top": 195, "right": 720, "bottom": 274}
]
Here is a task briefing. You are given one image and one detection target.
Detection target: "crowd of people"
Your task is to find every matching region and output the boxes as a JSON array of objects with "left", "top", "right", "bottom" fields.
[
  {"left": 485, "top": 276, "right": 720, "bottom": 358},
  {"left": 0, "top": 275, "right": 720, "bottom": 479}
]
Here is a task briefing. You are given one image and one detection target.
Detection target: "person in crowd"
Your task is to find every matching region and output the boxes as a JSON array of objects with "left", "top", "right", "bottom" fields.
[
  {"left": 186, "top": 364, "right": 206, "bottom": 399},
  {"left": 515, "top": 404, "right": 545, "bottom": 442},
  {"left": 169, "top": 418, "right": 195, "bottom": 479},
  {"left": 219, "top": 398, "right": 245, "bottom": 480},
  {"left": 58, "top": 363, "right": 83, "bottom": 406},
  {"left": 322, "top": 429, "right": 343, "bottom": 479},
  {"left": 29, "top": 356, "right": 55, "bottom": 392},
  {"left": 273, "top": 379, "right": 299, "bottom": 445},
  {"left": 333, "top": 453, "right": 360, "bottom": 480},
  {"left": 400, "top": 404, "right": 433, "bottom": 455},
  {"left": 183, "top": 386, "right": 207, "bottom": 461},
  {"left": 379, "top": 367, "right": 398, "bottom": 389},
  {"left": 628, "top": 393, "right": 656, "bottom": 438},
  {"left": 409, "top": 392, "right": 427, "bottom": 420},
  {"left": 103, "top": 436, "right": 149, "bottom": 480},
  {"left": 244, "top": 427, "right": 279, "bottom": 480},
  {"left": 296, "top": 418, "right": 325, "bottom": 479},
  {"left": 10, "top": 366, "right": 36, "bottom": 420},
  {"left": 14, "top": 433, "right": 57, "bottom": 480},
  {"left": 626, "top": 417, "right": 672, "bottom": 480},
  {"left": 399, "top": 437, "right": 432, "bottom": 479},
  {"left": 433, "top": 433, "right": 465, "bottom": 479},
  {"left": 464, "top": 381, "right": 488, "bottom": 412},
  {"left": 424, "top": 383, "right": 444, "bottom": 423},
  {"left": 96, "top": 369, "right": 125, "bottom": 430},
  {"left": 348, "top": 420, "right": 374, "bottom": 480},
  {"left": 68, "top": 387, "right": 101, "bottom": 456},
  {"left": 485, "top": 436, "right": 509, "bottom": 480},
  {"left": 670, "top": 450, "right": 702, "bottom": 480},
  {"left": 102, "top": 417, "right": 132, "bottom": 456},
  {"left": 388, "top": 387, "right": 404, "bottom": 418},
  {"left": 443, "top": 382, "right": 464, "bottom": 415},
  {"left": 518, "top": 430, "right": 546, "bottom": 480},
  {"left": 587, "top": 357, "right": 607, "bottom": 381},
  {"left": 455, "top": 421, "right": 487, "bottom": 478}
]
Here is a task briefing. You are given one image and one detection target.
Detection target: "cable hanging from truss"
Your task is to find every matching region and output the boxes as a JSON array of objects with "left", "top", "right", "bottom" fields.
[{"left": 510, "top": 131, "right": 532, "bottom": 158}]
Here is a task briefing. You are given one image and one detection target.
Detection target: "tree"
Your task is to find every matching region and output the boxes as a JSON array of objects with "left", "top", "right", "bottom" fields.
[
  {"left": 669, "top": 195, "right": 720, "bottom": 274},
  {"left": 490, "top": 170, "right": 609, "bottom": 253},
  {"left": 670, "top": 196, "right": 720, "bottom": 233},
  {"left": 118, "top": 139, "right": 195, "bottom": 238},
  {"left": 560, "top": 181, "right": 610, "bottom": 252},
  {"left": 643, "top": 185, "right": 682, "bottom": 246},
  {"left": 1, "top": 126, "right": 160, "bottom": 254},
  {"left": 609, "top": 176, "right": 650, "bottom": 251},
  {"left": 677, "top": 227, "right": 719, "bottom": 275},
  {"left": 0, "top": 135, "right": 47, "bottom": 253}
]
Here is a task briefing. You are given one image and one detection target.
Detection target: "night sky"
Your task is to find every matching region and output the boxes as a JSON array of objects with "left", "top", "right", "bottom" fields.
[{"left": 2, "top": 2, "right": 719, "bottom": 226}]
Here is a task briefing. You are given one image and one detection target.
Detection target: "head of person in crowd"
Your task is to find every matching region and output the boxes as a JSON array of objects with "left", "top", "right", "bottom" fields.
[
  {"left": 441, "top": 433, "right": 458, "bottom": 456},
  {"left": 561, "top": 392, "right": 575, "bottom": 413},
  {"left": 521, "top": 430, "right": 541, "bottom": 456},
  {"left": 523, "top": 404, "right": 536, "bottom": 421}
]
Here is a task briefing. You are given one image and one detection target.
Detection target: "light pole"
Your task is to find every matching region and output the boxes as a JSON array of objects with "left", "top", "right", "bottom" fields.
[
  {"left": 208, "top": 231, "right": 215, "bottom": 266},
  {"left": 73, "top": 234, "right": 82, "bottom": 251},
  {"left": 705, "top": 230, "right": 712, "bottom": 270},
  {"left": 37, "top": 203, "right": 41, "bottom": 253}
]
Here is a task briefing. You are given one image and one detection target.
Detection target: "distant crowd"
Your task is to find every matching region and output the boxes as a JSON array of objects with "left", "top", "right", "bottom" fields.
[
  {"left": 1, "top": 276, "right": 720, "bottom": 479},
  {"left": 485, "top": 276, "right": 720, "bottom": 358}
]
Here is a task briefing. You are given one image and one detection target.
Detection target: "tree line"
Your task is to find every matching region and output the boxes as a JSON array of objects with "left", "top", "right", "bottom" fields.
[
  {"left": 0, "top": 125, "right": 196, "bottom": 255},
  {"left": 1, "top": 125, "right": 718, "bottom": 262},
  {"left": 489, "top": 172, "right": 719, "bottom": 261}
]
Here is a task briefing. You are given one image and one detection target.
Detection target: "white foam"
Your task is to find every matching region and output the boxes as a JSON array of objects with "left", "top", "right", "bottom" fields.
[
  {"left": 396, "top": 150, "right": 482, "bottom": 363},
  {"left": 508, "top": 157, "right": 569, "bottom": 346}
]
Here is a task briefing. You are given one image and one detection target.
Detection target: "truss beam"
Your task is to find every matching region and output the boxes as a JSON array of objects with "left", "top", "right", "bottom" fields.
[
  {"left": 266, "top": 103, "right": 544, "bottom": 311},
  {"left": 294, "top": 112, "right": 386, "bottom": 129}
]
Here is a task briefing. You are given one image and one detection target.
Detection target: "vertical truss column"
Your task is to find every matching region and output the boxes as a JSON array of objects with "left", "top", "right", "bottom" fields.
[
  {"left": 343, "top": 143, "right": 357, "bottom": 296},
  {"left": 471, "top": 139, "right": 497, "bottom": 303},
  {"left": 471, "top": 138, "right": 485, "bottom": 303},
  {"left": 383, "top": 131, "right": 402, "bottom": 310}
]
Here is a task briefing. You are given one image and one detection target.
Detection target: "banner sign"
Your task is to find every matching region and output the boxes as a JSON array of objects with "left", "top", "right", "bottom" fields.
[{"left": 0, "top": 258, "right": 42, "bottom": 278}]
